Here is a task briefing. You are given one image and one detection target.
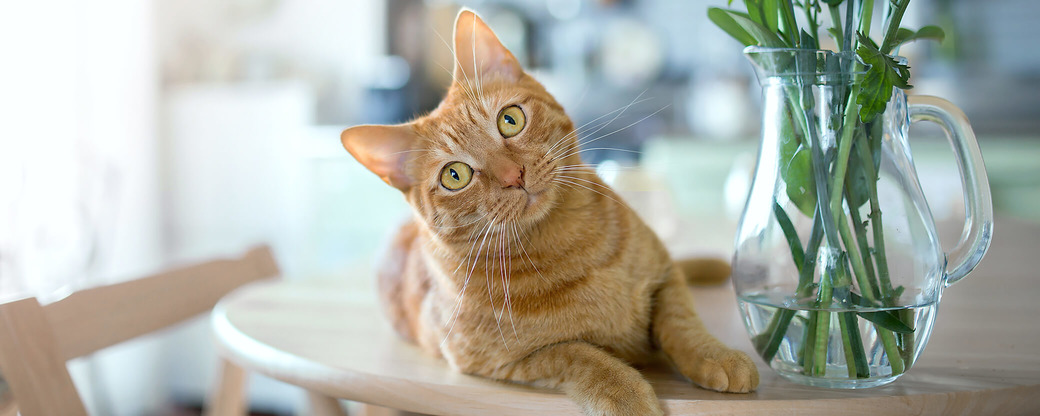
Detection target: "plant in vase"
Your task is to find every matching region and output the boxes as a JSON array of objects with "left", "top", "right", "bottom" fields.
[{"left": 709, "top": 0, "right": 993, "bottom": 388}]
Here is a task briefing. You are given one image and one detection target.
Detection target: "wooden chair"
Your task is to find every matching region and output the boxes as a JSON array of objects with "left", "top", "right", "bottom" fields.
[{"left": 0, "top": 245, "right": 280, "bottom": 416}]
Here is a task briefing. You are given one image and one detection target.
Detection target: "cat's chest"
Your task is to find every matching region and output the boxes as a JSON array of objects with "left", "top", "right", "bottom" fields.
[{"left": 423, "top": 270, "right": 657, "bottom": 371}]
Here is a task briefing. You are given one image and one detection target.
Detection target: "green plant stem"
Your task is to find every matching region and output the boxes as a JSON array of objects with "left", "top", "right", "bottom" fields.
[
  {"left": 779, "top": 0, "right": 801, "bottom": 46},
  {"left": 842, "top": 0, "right": 857, "bottom": 52},
  {"left": 756, "top": 210, "right": 823, "bottom": 362},
  {"left": 838, "top": 311, "right": 857, "bottom": 377},
  {"left": 803, "top": 0, "right": 820, "bottom": 44},
  {"left": 827, "top": 89, "right": 861, "bottom": 224},
  {"left": 802, "top": 310, "right": 819, "bottom": 368},
  {"left": 812, "top": 266, "right": 835, "bottom": 375},
  {"left": 838, "top": 209, "right": 881, "bottom": 301},
  {"left": 834, "top": 261, "right": 868, "bottom": 379},
  {"left": 828, "top": 4, "right": 844, "bottom": 46},
  {"left": 845, "top": 179, "right": 879, "bottom": 285},
  {"left": 881, "top": 0, "right": 911, "bottom": 53},
  {"left": 853, "top": 129, "right": 895, "bottom": 299},
  {"left": 878, "top": 326, "right": 905, "bottom": 374},
  {"left": 843, "top": 312, "right": 870, "bottom": 377},
  {"left": 898, "top": 308, "right": 916, "bottom": 367},
  {"left": 859, "top": 0, "right": 875, "bottom": 39}
]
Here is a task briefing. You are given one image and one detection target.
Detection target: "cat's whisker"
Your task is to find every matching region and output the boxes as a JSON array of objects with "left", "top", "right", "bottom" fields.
[
  {"left": 484, "top": 222, "right": 508, "bottom": 350},
  {"left": 504, "top": 221, "right": 519, "bottom": 342},
  {"left": 449, "top": 218, "right": 493, "bottom": 300},
  {"left": 552, "top": 178, "right": 627, "bottom": 207},
  {"left": 554, "top": 105, "right": 670, "bottom": 162},
  {"left": 442, "top": 218, "right": 496, "bottom": 347},
  {"left": 574, "top": 84, "right": 590, "bottom": 108},
  {"left": 543, "top": 97, "right": 655, "bottom": 160},
  {"left": 546, "top": 90, "right": 649, "bottom": 161},
  {"left": 432, "top": 26, "right": 480, "bottom": 103},
  {"left": 388, "top": 149, "right": 432, "bottom": 156},
  {"left": 511, "top": 218, "right": 549, "bottom": 285},
  {"left": 438, "top": 63, "right": 480, "bottom": 104},
  {"left": 543, "top": 95, "right": 654, "bottom": 158},
  {"left": 552, "top": 164, "right": 639, "bottom": 175},
  {"left": 451, "top": 217, "right": 491, "bottom": 276},
  {"left": 470, "top": 18, "right": 489, "bottom": 110},
  {"left": 552, "top": 147, "right": 643, "bottom": 162},
  {"left": 555, "top": 174, "right": 617, "bottom": 194},
  {"left": 430, "top": 213, "right": 487, "bottom": 232},
  {"left": 543, "top": 92, "right": 651, "bottom": 157}
]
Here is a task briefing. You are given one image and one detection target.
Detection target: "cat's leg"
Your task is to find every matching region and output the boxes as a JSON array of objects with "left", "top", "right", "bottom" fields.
[
  {"left": 486, "top": 341, "right": 663, "bottom": 416},
  {"left": 377, "top": 220, "right": 427, "bottom": 343},
  {"left": 651, "top": 267, "right": 759, "bottom": 393}
]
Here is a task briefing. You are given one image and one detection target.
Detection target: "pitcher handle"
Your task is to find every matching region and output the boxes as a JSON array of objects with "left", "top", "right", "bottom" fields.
[{"left": 908, "top": 95, "right": 994, "bottom": 286}]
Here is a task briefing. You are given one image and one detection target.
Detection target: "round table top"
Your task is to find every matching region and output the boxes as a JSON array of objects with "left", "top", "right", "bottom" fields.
[{"left": 212, "top": 218, "right": 1040, "bottom": 415}]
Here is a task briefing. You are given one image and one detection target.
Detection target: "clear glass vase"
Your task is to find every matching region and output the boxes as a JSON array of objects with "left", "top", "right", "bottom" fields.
[{"left": 732, "top": 47, "right": 994, "bottom": 389}]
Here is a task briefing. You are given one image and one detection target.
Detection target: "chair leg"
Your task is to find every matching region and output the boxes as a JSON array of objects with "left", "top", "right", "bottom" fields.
[
  {"left": 204, "top": 359, "right": 249, "bottom": 416},
  {"left": 306, "top": 391, "right": 348, "bottom": 416}
]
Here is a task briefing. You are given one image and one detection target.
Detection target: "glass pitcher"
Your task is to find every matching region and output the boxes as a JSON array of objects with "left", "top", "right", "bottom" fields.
[{"left": 732, "top": 47, "right": 993, "bottom": 388}]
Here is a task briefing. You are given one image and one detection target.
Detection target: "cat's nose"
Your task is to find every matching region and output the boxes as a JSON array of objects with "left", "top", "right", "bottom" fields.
[{"left": 498, "top": 164, "right": 525, "bottom": 189}]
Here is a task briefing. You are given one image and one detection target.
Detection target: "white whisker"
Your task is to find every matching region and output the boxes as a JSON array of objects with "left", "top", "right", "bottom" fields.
[
  {"left": 544, "top": 95, "right": 654, "bottom": 158},
  {"left": 547, "top": 90, "right": 649, "bottom": 161},
  {"left": 552, "top": 147, "right": 642, "bottom": 162},
  {"left": 553, "top": 177, "right": 627, "bottom": 207},
  {"left": 556, "top": 105, "right": 670, "bottom": 162},
  {"left": 442, "top": 219, "right": 495, "bottom": 346},
  {"left": 432, "top": 26, "right": 479, "bottom": 103}
]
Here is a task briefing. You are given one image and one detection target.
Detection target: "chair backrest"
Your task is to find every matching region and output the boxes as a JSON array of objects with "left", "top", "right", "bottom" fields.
[{"left": 0, "top": 245, "right": 279, "bottom": 416}]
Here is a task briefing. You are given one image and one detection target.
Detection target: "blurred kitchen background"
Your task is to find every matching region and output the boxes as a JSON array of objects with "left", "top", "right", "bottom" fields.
[{"left": 1, "top": 0, "right": 1038, "bottom": 414}]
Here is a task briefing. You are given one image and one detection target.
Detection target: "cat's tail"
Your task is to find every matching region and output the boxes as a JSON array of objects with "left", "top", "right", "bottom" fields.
[{"left": 676, "top": 257, "right": 731, "bottom": 286}]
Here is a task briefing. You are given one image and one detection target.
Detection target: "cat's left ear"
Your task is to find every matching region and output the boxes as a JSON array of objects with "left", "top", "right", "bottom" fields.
[
  {"left": 452, "top": 9, "right": 523, "bottom": 82},
  {"left": 341, "top": 124, "right": 420, "bottom": 191}
]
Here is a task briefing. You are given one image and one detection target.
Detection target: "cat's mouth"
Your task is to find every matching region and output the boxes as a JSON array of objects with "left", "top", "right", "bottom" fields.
[{"left": 525, "top": 188, "right": 545, "bottom": 209}]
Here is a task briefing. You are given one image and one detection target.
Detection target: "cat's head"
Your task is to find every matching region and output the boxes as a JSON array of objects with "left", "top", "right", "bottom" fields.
[{"left": 342, "top": 9, "right": 580, "bottom": 235}]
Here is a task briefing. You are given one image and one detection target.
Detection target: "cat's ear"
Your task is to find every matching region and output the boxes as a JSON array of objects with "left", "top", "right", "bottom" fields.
[
  {"left": 341, "top": 124, "right": 421, "bottom": 191},
  {"left": 452, "top": 8, "right": 522, "bottom": 82}
]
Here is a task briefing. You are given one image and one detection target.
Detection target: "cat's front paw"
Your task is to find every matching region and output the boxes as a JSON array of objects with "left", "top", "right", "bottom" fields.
[
  {"left": 579, "top": 375, "right": 664, "bottom": 416},
  {"left": 682, "top": 348, "right": 760, "bottom": 393}
]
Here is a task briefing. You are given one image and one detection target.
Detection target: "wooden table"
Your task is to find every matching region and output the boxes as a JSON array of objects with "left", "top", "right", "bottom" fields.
[{"left": 211, "top": 217, "right": 1040, "bottom": 415}]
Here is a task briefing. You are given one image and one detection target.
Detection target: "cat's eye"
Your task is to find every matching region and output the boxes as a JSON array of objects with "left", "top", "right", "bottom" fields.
[
  {"left": 497, "top": 105, "right": 526, "bottom": 138},
  {"left": 440, "top": 162, "right": 473, "bottom": 191}
]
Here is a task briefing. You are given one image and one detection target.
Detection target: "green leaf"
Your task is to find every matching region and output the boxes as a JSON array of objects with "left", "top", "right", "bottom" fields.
[
  {"left": 784, "top": 145, "right": 817, "bottom": 217},
  {"left": 778, "top": 0, "right": 800, "bottom": 46},
  {"left": 762, "top": 0, "right": 781, "bottom": 33},
  {"left": 859, "top": 33, "right": 881, "bottom": 51},
  {"left": 827, "top": 27, "right": 843, "bottom": 45},
  {"left": 773, "top": 202, "right": 805, "bottom": 268},
  {"left": 744, "top": 0, "right": 764, "bottom": 26},
  {"left": 822, "top": 0, "right": 844, "bottom": 5},
  {"left": 856, "top": 33, "right": 912, "bottom": 123},
  {"left": 708, "top": 8, "right": 788, "bottom": 47},
  {"left": 845, "top": 131, "right": 872, "bottom": 209},
  {"left": 847, "top": 292, "right": 915, "bottom": 334},
  {"left": 800, "top": 29, "right": 819, "bottom": 50},
  {"left": 775, "top": 104, "right": 816, "bottom": 216},
  {"left": 916, "top": 25, "right": 946, "bottom": 41},
  {"left": 707, "top": 8, "right": 758, "bottom": 46},
  {"left": 893, "top": 28, "right": 915, "bottom": 45},
  {"left": 890, "top": 25, "right": 946, "bottom": 49},
  {"left": 859, "top": 311, "right": 914, "bottom": 334}
]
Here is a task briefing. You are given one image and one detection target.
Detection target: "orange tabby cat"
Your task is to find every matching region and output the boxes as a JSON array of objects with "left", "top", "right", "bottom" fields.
[{"left": 341, "top": 9, "right": 758, "bottom": 415}]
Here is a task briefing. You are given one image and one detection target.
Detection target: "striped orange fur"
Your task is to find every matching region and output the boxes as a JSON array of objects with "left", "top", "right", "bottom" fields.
[{"left": 341, "top": 9, "right": 758, "bottom": 415}]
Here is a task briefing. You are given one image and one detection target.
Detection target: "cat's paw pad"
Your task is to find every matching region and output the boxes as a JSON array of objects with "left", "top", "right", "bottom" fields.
[{"left": 685, "top": 349, "right": 759, "bottom": 393}]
